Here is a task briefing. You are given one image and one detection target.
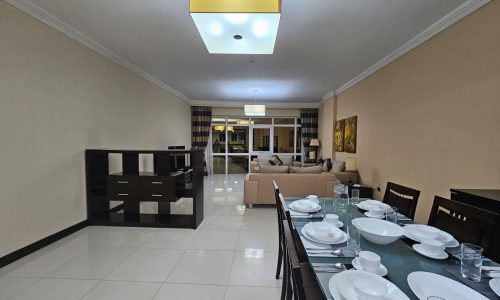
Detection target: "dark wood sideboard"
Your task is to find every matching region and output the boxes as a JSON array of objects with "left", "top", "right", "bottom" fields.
[{"left": 85, "top": 149, "right": 204, "bottom": 229}]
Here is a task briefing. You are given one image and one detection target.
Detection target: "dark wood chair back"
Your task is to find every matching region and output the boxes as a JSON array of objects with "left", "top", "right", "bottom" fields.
[
  {"left": 383, "top": 182, "right": 421, "bottom": 219},
  {"left": 428, "top": 196, "right": 500, "bottom": 261},
  {"left": 283, "top": 219, "right": 326, "bottom": 300}
]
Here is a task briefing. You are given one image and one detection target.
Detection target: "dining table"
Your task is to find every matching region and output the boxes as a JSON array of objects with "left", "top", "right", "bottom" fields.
[{"left": 285, "top": 197, "right": 500, "bottom": 300}]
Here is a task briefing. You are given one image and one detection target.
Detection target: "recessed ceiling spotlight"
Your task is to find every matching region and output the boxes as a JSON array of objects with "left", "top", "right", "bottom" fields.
[{"left": 190, "top": 0, "right": 281, "bottom": 54}]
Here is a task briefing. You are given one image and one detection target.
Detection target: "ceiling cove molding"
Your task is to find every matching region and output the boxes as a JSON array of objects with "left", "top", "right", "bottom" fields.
[
  {"left": 319, "top": 90, "right": 335, "bottom": 105},
  {"left": 189, "top": 100, "right": 320, "bottom": 108},
  {"left": 334, "top": 0, "right": 491, "bottom": 96},
  {"left": 5, "top": 0, "right": 191, "bottom": 103}
]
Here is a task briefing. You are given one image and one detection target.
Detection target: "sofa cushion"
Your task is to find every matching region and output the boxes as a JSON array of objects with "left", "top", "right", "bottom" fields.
[
  {"left": 257, "top": 155, "right": 273, "bottom": 165},
  {"left": 289, "top": 165, "right": 323, "bottom": 174},
  {"left": 280, "top": 155, "right": 294, "bottom": 166},
  {"left": 259, "top": 165, "right": 289, "bottom": 173},
  {"left": 331, "top": 160, "right": 345, "bottom": 172},
  {"left": 269, "top": 155, "right": 283, "bottom": 166}
]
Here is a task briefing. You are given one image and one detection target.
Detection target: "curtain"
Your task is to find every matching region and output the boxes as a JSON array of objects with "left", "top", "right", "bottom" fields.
[
  {"left": 206, "top": 129, "right": 213, "bottom": 174},
  {"left": 300, "top": 108, "right": 319, "bottom": 163},
  {"left": 191, "top": 106, "right": 212, "bottom": 175}
]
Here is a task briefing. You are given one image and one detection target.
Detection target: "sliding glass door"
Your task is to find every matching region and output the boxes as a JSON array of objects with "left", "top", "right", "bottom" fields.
[{"left": 210, "top": 117, "right": 302, "bottom": 174}]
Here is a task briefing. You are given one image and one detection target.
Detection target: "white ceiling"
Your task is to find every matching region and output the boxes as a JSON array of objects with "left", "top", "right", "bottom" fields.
[{"left": 12, "top": 0, "right": 472, "bottom": 103}]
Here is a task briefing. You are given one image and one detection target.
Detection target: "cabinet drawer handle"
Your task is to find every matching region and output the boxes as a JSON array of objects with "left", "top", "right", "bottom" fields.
[
  {"left": 152, "top": 194, "right": 163, "bottom": 197},
  {"left": 117, "top": 181, "right": 128, "bottom": 184},
  {"left": 152, "top": 182, "right": 163, "bottom": 184},
  {"left": 118, "top": 193, "right": 129, "bottom": 196}
]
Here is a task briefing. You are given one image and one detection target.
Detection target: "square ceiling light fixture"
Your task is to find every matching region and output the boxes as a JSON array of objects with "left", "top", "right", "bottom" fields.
[
  {"left": 244, "top": 104, "right": 266, "bottom": 116},
  {"left": 190, "top": 0, "right": 281, "bottom": 54}
]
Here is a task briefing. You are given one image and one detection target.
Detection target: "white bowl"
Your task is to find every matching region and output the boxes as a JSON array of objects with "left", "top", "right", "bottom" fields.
[
  {"left": 417, "top": 225, "right": 441, "bottom": 239},
  {"left": 312, "top": 222, "right": 333, "bottom": 238},
  {"left": 351, "top": 272, "right": 388, "bottom": 300},
  {"left": 352, "top": 218, "right": 405, "bottom": 245}
]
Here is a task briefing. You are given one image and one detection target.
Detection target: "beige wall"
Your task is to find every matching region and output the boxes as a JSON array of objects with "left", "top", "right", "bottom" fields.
[
  {"left": 318, "top": 96, "right": 335, "bottom": 159},
  {"left": 335, "top": 1, "right": 500, "bottom": 223},
  {"left": 0, "top": 2, "right": 191, "bottom": 257}
]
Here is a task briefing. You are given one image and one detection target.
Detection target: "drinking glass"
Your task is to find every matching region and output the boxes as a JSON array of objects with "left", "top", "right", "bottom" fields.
[
  {"left": 385, "top": 206, "right": 398, "bottom": 223},
  {"left": 345, "top": 224, "right": 361, "bottom": 256},
  {"left": 350, "top": 189, "right": 360, "bottom": 206},
  {"left": 334, "top": 184, "right": 349, "bottom": 208},
  {"left": 460, "top": 243, "right": 483, "bottom": 282}
]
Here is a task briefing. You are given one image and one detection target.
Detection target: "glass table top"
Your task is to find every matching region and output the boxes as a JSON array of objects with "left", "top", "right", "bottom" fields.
[{"left": 285, "top": 197, "right": 499, "bottom": 300}]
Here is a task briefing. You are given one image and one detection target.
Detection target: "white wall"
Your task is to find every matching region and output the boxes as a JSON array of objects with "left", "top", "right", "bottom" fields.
[{"left": 0, "top": 2, "right": 191, "bottom": 257}]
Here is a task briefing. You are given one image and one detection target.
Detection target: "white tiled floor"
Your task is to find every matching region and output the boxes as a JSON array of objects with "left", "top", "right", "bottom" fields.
[{"left": 0, "top": 174, "right": 282, "bottom": 299}]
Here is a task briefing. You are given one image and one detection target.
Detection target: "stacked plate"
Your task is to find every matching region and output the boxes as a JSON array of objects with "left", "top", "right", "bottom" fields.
[
  {"left": 403, "top": 224, "right": 459, "bottom": 247},
  {"left": 301, "top": 222, "right": 347, "bottom": 244},
  {"left": 356, "top": 199, "right": 390, "bottom": 211},
  {"left": 329, "top": 270, "right": 409, "bottom": 300},
  {"left": 288, "top": 199, "right": 321, "bottom": 213}
]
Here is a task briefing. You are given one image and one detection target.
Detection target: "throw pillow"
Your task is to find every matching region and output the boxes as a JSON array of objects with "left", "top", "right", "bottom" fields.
[
  {"left": 289, "top": 165, "right": 323, "bottom": 174},
  {"left": 259, "top": 165, "right": 289, "bottom": 173},
  {"left": 322, "top": 158, "right": 332, "bottom": 172},
  {"left": 269, "top": 155, "right": 283, "bottom": 166},
  {"left": 330, "top": 160, "right": 346, "bottom": 172}
]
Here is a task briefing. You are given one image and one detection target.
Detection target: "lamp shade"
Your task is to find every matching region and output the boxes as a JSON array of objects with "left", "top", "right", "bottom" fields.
[
  {"left": 346, "top": 157, "right": 357, "bottom": 172},
  {"left": 309, "top": 139, "right": 320, "bottom": 147}
]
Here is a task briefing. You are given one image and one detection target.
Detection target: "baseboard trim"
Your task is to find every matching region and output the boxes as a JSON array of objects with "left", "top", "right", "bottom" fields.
[{"left": 0, "top": 220, "right": 88, "bottom": 268}]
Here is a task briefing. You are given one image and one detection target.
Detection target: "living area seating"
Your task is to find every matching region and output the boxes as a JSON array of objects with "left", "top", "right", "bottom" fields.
[
  {"left": 244, "top": 172, "right": 340, "bottom": 206},
  {"left": 249, "top": 155, "right": 359, "bottom": 184}
]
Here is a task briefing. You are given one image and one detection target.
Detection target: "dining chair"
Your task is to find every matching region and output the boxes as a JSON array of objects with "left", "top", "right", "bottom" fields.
[
  {"left": 273, "top": 180, "right": 284, "bottom": 280},
  {"left": 283, "top": 219, "right": 327, "bottom": 300},
  {"left": 383, "top": 182, "right": 421, "bottom": 219},
  {"left": 428, "top": 196, "right": 500, "bottom": 261}
]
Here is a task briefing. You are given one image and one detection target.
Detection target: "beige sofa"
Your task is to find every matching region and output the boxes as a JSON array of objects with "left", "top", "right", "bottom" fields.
[
  {"left": 244, "top": 173, "right": 341, "bottom": 206},
  {"left": 250, "top": 159, "right": 359, "bottom": 184}
]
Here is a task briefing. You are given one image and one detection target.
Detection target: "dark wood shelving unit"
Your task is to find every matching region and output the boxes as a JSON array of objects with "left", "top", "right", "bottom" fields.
[{"left": 85, "top": 149, "right": 204, "bottom": 229}]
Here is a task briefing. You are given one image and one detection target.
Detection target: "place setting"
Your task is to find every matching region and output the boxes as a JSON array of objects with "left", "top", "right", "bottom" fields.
[
  {"left": 401, "top": 224, "right": 460, "bottom": 260},
  {"left": 288, "top": 194, "right": 325, "bottom": 219},
  {"left": 328, "top": 267, "right": 410, "bottom": 300}
]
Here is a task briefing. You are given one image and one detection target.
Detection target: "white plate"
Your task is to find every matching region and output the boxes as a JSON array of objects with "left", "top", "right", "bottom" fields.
[
  {"left": 356, "top": 200, "right": 390, "bottom": 211},
  {"left": 329, "top": 270, "right": 409, "bottom": 300},
  {"left": 489, "top": 278, "right": 500, "bottom": 297},
  {"left": 412, "top": 244, "right": 448, "bottom": 260},
  {"left": 352, "top": 257, "right": 388, "bottom": 276},
  {"left": 301, "top": 223, "right": 347, "bottom": 245},
  {"left": 289, "top": 200, "right": 321, "bottom": 213},
  {"left": 404, "top": 225, "right": 459, "bottom": 248},
  {"left": 407, "top": 271, "right": 489, "bottom": 300},
  {"left": 364, "top": 211, "right": 385, "bottom": 219}
]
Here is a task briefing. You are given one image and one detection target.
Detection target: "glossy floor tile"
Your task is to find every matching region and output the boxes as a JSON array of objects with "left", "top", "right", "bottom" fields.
[
  {"left": 153, "top": 283, "right": 226, "bottom": 300},
  {"left": 224, "top": 286, "right": 282, "bottom": 300},
  {"left": 188, "top": 229, "right": 239, "bottom": 251},
  {"left": 105, "top": 248, "right": 183, "bottom": 282},
  {"left": 0, "top": 174, "right": 282, "bottom": 299},
  {"left": 166, "top": 250, "right": 235, "bottom": 285},
  {"left": 10, "top": 278, "right": 98, "bottom": 300},
  {"left": 81, "top": 280, "right": 161, "bottom": 300},
  {"left": 228, "top": 250, "right": 282, "bottom": 287}
]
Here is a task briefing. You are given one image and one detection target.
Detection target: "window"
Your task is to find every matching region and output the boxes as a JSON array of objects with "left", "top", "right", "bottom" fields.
[{"left": 209, "top": 117, "right": 302, "bottom": 174}]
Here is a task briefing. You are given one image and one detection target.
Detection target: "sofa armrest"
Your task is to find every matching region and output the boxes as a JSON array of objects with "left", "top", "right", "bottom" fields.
[
  {"left": 333, "top": 172, "right": 359, "bottom": 184},
  {"left": 244, "top": 180, "right": 258, "bottom": 205}
]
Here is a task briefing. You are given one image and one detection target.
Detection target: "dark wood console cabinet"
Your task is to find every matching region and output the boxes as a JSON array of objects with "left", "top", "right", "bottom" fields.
[{"left": 86, "top": 149, "right": 204, "bottom": 229}]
